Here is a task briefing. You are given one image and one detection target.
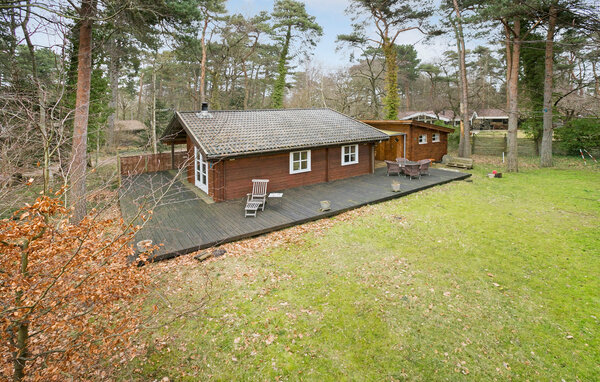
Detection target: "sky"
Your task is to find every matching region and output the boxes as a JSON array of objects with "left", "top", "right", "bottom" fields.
[{"left": 227, "top": 0, "right": 468, "bottom": 72}]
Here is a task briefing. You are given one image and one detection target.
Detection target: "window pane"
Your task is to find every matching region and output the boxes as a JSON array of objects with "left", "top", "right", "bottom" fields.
[
  {"left": 293, "top": 152, "right": 300, "bottom": 161},
  {"left": 293, "top": 162, "right": 300, "bottom": 171},
  {"left": 301, "top": 151, "right": 307, "bottom": 160}
]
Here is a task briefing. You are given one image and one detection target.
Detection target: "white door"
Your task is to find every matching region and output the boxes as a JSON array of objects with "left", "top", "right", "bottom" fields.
[{"left": 194, "top": 146, "right": 209, "bottom": 193}]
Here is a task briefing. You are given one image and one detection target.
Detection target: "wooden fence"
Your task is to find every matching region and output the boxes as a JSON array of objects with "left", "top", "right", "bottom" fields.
[
  {"left": 119, "top": 151, "right": 188, "bottom": 176},
  {"left": 471, "top": 135, "right": 536, "bottom": 156}
]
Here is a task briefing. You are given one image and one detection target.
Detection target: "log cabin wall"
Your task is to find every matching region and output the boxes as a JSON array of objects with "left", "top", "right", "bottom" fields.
[
  {"left": 207, "top": 143, "right": 373, "bottom": 202},
  {"left": 186, "top": 135, "right": 194, "bottom": 184},
  {"left": 364, "top": 120, "right": 450, "bottom": 162},
  {"left": 407, "top": 125, "right": 448, "bottom": 162}
]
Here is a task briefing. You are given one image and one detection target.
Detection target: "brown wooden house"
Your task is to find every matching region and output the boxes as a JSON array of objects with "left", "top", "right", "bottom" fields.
[
  {"left": 161, "top": 106, "right": 389, "bottom": 202},
  {"left": 362, "top": 120, "right": 453, "bottom": 162}
]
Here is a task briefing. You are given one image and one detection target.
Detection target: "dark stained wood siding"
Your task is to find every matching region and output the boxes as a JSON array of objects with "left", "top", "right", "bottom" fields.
[
  {"left": 327, "top": 144, "right": 372, "bottom": 181},
  {"left": 186, "top": 135, "right": 194, "bottom": 184},
  {"left": 209, "top": 143, "right": 373, "bottom": 201},
  {"left": 365, "top": 120, "right": 450, "bottom": 162}
]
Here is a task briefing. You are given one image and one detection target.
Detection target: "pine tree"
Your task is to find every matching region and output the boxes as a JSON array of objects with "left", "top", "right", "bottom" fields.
[{"left": 270, "top": 0, "right": 322, "bottom": 109}]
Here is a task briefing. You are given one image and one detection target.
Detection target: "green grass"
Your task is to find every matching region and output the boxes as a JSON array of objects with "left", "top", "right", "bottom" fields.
[{"left": 124, "top": 159, "right": 600, "bottom": 381}]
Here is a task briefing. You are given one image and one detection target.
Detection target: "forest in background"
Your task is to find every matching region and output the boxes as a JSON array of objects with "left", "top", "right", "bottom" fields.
[{"left": 1, "top": 0, "right": 599, "bottom": 180}]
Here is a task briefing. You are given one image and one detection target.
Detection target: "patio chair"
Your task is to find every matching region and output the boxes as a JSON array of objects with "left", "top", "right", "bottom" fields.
[
  {"left": 245, "top": 179, "right": 269, "bottom": 217},
  {"left": 403, "top": 163, "right": 421, "bottom": 180},
  {"left": 396, "top": 157, "right": 409, "bottom": 167},
  {"left": 417, "top": 159, "right": 431, "bottom": 176},
  {"left": 385, "top": 160, "right": 401, "bottom": 176}
]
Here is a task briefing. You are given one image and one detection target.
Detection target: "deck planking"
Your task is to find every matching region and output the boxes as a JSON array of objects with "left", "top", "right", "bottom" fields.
[{"left": 119, "top": 167, "right": 471, "bottom": 262}]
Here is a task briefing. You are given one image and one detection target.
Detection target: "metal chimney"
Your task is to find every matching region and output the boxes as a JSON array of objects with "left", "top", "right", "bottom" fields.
[{"left": 199, "top": 102, "right": 211, "bottom": 118}]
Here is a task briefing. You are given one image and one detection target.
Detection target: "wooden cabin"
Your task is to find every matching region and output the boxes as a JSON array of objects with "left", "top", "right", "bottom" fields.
[
  {"left": 161, "top": 106, "right": 389, "bottom": 202},
  {"left": 362, "top": 120, "right": 453, "bottom": 162}
]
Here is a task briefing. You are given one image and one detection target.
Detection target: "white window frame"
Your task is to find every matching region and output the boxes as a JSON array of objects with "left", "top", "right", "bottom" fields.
[
  {"left": 289, "top": 150, "right": 311, "bottom": 174},
  {"left": 432, "top": 133, "right": 440, "bottom": 143},
  {"left": 341, "top": 144, "right": 359, "bottom": 166},
  {"left": 418, "top": 134, "right": 427, "bottom": 144}
]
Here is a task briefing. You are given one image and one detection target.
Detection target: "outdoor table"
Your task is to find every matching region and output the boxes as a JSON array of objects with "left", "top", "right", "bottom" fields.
[{"left": 268, "top": 192, "right": 283, "bottom": 207}]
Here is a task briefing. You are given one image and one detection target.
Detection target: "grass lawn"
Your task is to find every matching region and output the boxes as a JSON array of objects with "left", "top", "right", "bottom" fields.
[{"left": 124, "top": 157, "right": 599, "bottom": 381}]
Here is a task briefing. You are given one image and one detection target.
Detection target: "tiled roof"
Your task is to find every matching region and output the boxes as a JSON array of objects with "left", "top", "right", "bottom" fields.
[
  {"left": 168, "top": 108, "right": 389, "bottom": 159},
  {"left": 474, "top": 108, "right": 509, "bottom": 119},
  {"left": 115, "top": 120, "right": 147, "bottom": 132},
  {"left": 398, "top": 110, "right": 462, "bottom": 121}
]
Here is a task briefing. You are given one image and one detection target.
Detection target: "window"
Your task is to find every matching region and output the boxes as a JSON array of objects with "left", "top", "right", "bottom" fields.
[
  {"left": 341, "top": 144, "right": 359, "bottom": 165},
  {"left": 432, "top": 133, "right": 440, "bottom": 143},
  {"left": 290, "top": 150, "right": 311, "bottom": 174},
  {"left": 418, "top": 134, "right": 427, "bottom": 144}
]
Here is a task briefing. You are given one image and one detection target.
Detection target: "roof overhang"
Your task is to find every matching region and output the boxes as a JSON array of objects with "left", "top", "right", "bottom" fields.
[
  {"left": 161, "top": 112, "right": 211, "bottom": 157},
  {"left": 377, "top": 129, "right": 406, "bottom": 137},
  {"left": 362, "top": 120, "right": 454, "bottom": 133}
]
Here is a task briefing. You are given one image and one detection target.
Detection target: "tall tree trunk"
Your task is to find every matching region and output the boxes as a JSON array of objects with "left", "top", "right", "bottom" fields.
[
  {"left": 151, "top": 63, "right": 157, "bottom": 154},
  {"left": 69, "top": 0, "right": 96, "bottom": 223},
  {"left": 504, "top": 27, "right": 512, "bottom": 111},
  {"left": 404, "top": 82, "right": 411, "bottom": 110},
  {"left": 593, "top": 62, "right": 600, "bottom": 97},
  {"left": 200, "top": 15, "right": 209, "bottom": 104},
  {"left": 136, "top": 72, "right": 144, "bottom": 119},
  {"left": 107, "top": 37, "right": 119, "bottom": 152},
  {"left": 13, "top": 220, "right": 34, "bottom": 381},
  {"left": 382, "top": 39, "right": 399, "bottom": 120},
  {"left": 13, "top": 315, "right": 28, "bottom": 381},
  {"left": 242, "top": 62, "right": 250, "bottom": 110},
  {"left": 273, "top": 25, "right": 292, "bottom": 109},
  {"left": 540, "top": 4, "right": 557, "bottom": 167},
  {"left": 506, "top": 19, "right": 521, "bottom": 172},
  {"left": 453, "top": 0, "right": 471, "bottom": 157}
]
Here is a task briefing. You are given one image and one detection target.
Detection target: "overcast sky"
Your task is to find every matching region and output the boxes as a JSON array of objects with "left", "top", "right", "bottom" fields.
[{"left": 227, "top": 0, "right": 479, "bottom": 72}]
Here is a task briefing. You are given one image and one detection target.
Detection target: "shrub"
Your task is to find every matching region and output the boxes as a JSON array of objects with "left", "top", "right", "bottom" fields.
[
  {"left": 555, "top": 118, "right": 600, "bottom": 155},
  {"left": 0, "top": 194, "right": 150, "bottom": 381}
]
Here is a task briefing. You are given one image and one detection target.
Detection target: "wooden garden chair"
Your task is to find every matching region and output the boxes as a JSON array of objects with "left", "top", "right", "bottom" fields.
[{"left": 245, "top": 179, "right": 269, "bottom": 217}]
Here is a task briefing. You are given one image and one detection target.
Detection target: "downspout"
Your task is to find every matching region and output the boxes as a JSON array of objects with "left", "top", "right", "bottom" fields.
[
  {"left": 171, "top": 141, "right": 175, "bottom": 170},
  {"left": 325, "top": 147, "right": 330, "bottom": 181}
]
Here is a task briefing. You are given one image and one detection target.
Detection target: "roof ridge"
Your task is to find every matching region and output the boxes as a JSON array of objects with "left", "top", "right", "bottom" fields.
[{"left": 178, "top": 107, "right": 334, "bottom": 113}]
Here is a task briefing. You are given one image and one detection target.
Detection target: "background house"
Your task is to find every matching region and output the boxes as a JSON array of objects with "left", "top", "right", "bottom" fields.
[
  {"left": 471, "top": 109, "right": 509, "bottom": 130},
  {"left": 397, "top": 110, "right": 461, "bottom": 126},
  {"left": 398, "top": 109, "right": 510, "bottom": 130},
  {"left": 161, "top": 107, "right": 389, "bottom": 202}
]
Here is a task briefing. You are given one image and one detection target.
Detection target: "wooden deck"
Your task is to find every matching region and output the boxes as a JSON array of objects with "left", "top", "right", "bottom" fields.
[{"left": 119, "top": 167, "right": 471, "bottom": 262}]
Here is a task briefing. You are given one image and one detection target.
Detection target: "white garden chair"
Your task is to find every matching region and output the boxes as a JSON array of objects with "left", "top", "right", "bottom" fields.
[{"left": 245, "top": 179, "right": 269, "bottom": 217}]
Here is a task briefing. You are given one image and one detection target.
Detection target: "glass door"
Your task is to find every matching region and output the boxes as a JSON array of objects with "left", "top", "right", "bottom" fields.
[{"left": 194, "top": 146, "right": 208, "bottom": 193}]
